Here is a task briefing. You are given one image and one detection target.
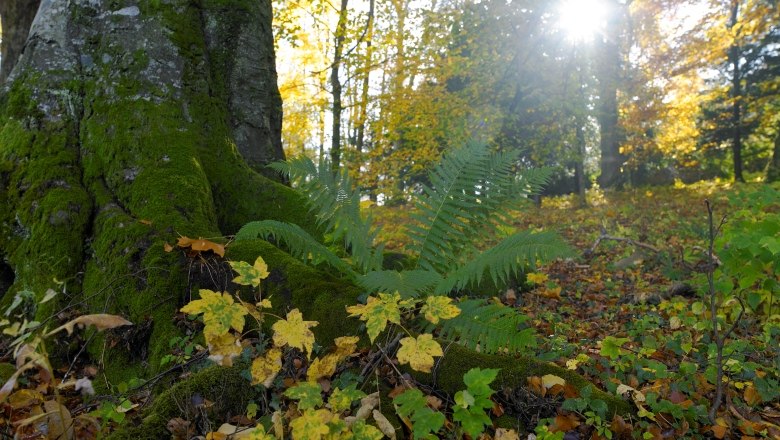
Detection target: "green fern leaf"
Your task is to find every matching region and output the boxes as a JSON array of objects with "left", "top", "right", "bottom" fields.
[
  {"left": 436, "top": 231, "right": 572, "bottom": 294},
  {"left": 422, "top": 299, "right": 537, "bottom": 354},
  {"left": 409, "top": 141, "right": 554, "bottom": 274},
  {"left": 270, "top": 157, "right": 383, "bottom": 273},
  {"left": 358, "top": 270, "right": 443, "bottom": 299},
  {"left": 235, "top": 220, "right": 357, "bottom": 278}
]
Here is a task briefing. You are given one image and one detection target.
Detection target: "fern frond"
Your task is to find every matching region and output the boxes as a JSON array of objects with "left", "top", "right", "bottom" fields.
[
  {"left": 408, "top": 141, "right": 554, "bottom": 274},
  {"left": 422, "top": 298, "right": 537, "bottom": 354},
  {"left": 235, "top": 220, "right": 357, "bottom": 278},
  {"left": 270, "top": 157, "right": 384, "bottom": 273},
  {"left": 435, "top": 231, "right": 572, "bottom": 295},
  {"left": 358, "top": 269, "right": 443, "bottom": 299}
]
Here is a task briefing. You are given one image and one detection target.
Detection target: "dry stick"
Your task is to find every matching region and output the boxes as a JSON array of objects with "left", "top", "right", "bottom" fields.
[{"left": 587, "top": 227, "right": 662, "bottom": 256}]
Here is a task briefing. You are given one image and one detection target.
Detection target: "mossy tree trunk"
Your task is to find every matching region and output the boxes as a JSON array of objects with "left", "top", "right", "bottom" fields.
[{"left": 0, "top": 0, "right": 310, "bottom": 382}]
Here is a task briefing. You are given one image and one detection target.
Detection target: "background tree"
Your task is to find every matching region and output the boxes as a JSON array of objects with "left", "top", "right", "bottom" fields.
[{"left": 0, "top": 0, "right": 41, "bottom": 83}]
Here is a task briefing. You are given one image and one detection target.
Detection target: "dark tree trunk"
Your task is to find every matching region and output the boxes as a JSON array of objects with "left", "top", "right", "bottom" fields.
[
  {"left": 0, "top": 0, "right": 40, "bottom": 83},
  {"left": 729, "top": 0, "right": 745, "bottom": 182},
  {"left": 330, "top": 0, "right": 349, "bottom": 170},
  {"left": 0, "top": 0, "right": 303, "bottom": 382},
  {"left": 767, "top": 121, "right": 780, "bottom": 182},
  {"left": 595, "top": 0, "right": 626, "bottom": 189}
]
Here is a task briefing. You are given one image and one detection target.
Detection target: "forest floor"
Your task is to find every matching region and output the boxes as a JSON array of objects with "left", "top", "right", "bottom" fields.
[
  {"left": 374, "top": 180, "right": 780, "bottom": 439},
  {"left": 2, "top": 180, "right": 779, "bottom": 439}
]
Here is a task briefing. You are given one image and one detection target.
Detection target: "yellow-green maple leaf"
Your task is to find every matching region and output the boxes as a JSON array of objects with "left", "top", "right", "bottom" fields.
[
  {"left": 420, "top": 296, "right": 461, "bottom": 324},
  {"left": 272, "top": 309, "right": 318, "bottom": 357},
  {"left": 307, "top": 354, "right": 339, "bottom": 381},
  {"left": 251, "top": 348, "right": 283, "bottom": 387},
  {"left": 290, "top": 409, "right": 334, "bottom": 440},
  {"left": 229, "top": 257, "right": 270, "bottom": 288},
  {"left": 345, "top": 293, "right": 402, "bottom": 342},
  {"left": 180, "top": 289, "right": 247, "bottom": 338},
  {"left": 396, "top": 334, "right": 443, "bottom": 373},
  {"left": 333, "top": 336, "right": 359, "bottom": 359}
]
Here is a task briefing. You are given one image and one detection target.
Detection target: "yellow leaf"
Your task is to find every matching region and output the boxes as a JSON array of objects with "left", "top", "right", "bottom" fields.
[
  {"left": 396, "top": 334, "right": 443, "bottom": 373},
  {"left": 290, "top": 409, "right": 334, "bottom": 439},
  {"left": 259, "top": 299, "right": 273, "bottom": 309},
  {"left": 744, "top": 385, "right": 762, "bottom": 406},
  {"left": 180, "top": 290, "right": 247, "bottom": 338},
  {"left": 346, "top": 293, "right": 402, "bottom": 342},
  {"left": 252, "top": 348, "right": 283, "bottom": 387},
  {"left": 272, "top": 309, "right": 317, "bottom": 357},
  {"left": 420, "top": 296, "right": 460, "bottom": 324},
  {"left": 206, "top": 332, "right": 242, "bottom": 367},
  {"left": 526, "top": 272, "right": 548, "bottom": 284},
  {"left": 333, "top": 336, "right": 359, "bottom": 359},
  {"left": 495, "top": 428, "right": 520, "bottom": 440},
  {"left": 177, "top": 236, "right": 225, "bottom": 257},
  {"left": 46, "top": 314, "right": 133, "bottom": 337},
  {"left": 307, "top": 354, "right": 339, "bottom": 381},
  {"left": 541, "top": 374, "right": 566, "bottom": 389}
]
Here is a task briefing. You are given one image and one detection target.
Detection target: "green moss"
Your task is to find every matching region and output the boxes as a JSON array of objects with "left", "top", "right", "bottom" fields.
[
  {"left": 0, "top": 82, "right": 92, "bottom": 318},
  {"left": 0, "top": 362, "right": 15, "bottom": 383},
  {"left": 107, "top": 363, "right": 254, "bottom": 440},
  {"left": 411, "top": 344, "right": 633, "bottom": 417}
]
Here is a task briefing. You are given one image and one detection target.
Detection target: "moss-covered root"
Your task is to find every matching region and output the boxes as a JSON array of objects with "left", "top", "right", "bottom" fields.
[
  {"left": 226, "top": 239, "right": 363, "bottom": 344},
  {"left": 107, "top": 364, "right": 254, "bottom": 440},
  {"left": 414, "top": 344, "right": 633, "bottom": 417}
]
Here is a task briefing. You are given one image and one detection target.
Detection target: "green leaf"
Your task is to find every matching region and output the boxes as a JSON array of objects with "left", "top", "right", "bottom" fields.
[
  {"left": 393, "top": 389, "right": 427, "bottom": 418},
  {"left": 600, "top": 336, "right": 629, "bottom": 360},
  {"left": 284, "top": 381, "right": 323, "bottom": 410},
  {"left": 328, "top": 385, "right": 366, "bottom": 413},
  {"left": 462, "top": 367, "right": 499, "bottom": 396}
]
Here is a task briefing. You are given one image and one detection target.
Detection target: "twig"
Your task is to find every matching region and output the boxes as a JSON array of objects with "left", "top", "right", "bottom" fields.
[
  {"left": 586, "top": 227, "right": 662, "bottom": 256},
  {"left": 705, "top": 200, "right": 732, "bottom": 424}
]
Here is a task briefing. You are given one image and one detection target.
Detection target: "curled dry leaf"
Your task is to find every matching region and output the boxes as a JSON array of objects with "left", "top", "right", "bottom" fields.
[
  {"left": 46, "top": 314, "right": 133, "bottom": 337},
  {"left": 372, "top": 409, "right": 397, "bottom": 440}
]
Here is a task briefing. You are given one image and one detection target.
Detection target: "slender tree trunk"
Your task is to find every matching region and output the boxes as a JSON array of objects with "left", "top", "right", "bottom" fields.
[
  {"left": 0, "top": 0, "right": 40, "bottom": 83},
  {"left": 596, "top": 0, "right": 626, "bottom": 189},
  {"left": 330, "top": 0, "right": 349, "bottom": 170},
  {"left": 729, "top": 0, "right": 745, "bottom": 182},
  {"left": 767, "top": 121, "right": 780, "bottom": 182}
]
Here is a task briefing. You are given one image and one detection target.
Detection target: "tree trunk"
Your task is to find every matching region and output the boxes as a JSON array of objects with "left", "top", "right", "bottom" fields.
[
  {"left": 0, "top": 0, "right": 40, "bottom": 83},
  {"left": 330, "top": 0, "right": 349, "bottom": 170},
  {"left": 728, "top": 0, "right": 745, "bottom": 182},
  {"left": 0, "top": 0, "right": 307, "bottom": 383},
  {"left": 767, "top": 121, "right": 780, "bottom": 182},
  {"left": 595, "top": 0, "right": 626, "bottom": 189}
]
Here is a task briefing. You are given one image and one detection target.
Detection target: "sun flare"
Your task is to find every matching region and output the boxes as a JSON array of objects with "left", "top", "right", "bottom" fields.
[{"left": 557, "top": 0, "right": 608, "bottom": 43}]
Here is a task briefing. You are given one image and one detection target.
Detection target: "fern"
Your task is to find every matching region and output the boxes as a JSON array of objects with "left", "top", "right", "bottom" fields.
[
  {"left": 409, "top": 141, "right": 553, "bottom": 273},
  {"left": 235, "top": 220, "right": 357, "bottom": 278},
  {"left": 358, "top": 269, "right": 443, "bottom": 299},
  {"left": 435, "top": 231, "right": 571, "bottom": 295},
  {"left": 421, "top": 298, "right": 537, "bottom": 354},
  {"left": 270, "top": 157, "right": 384, "bottom": 273}
]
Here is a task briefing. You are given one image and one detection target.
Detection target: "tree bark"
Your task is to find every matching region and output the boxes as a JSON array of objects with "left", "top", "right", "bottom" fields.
[
  {"left": 595, "top": 0, "right": 626, "bottom": 189},
  {"left": 330, "top": 0, "right": 349, "bottom": 171},
  {"left": 767, "top": 120, "right": 780, "bottom": 182},
  {"left": 0, "top": 0, "right": 40, "bottom": 83},
  {"left": 0, "top": 0, "right": 303, "bottom": 382},
  {"left": 728, "top": 0, "right": 745, "bottom": 182}
]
